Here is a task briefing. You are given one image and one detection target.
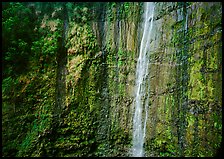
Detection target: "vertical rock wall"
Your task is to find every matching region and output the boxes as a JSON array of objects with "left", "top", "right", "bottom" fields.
[
  {"left": 144, "top": 2, "right": 222, "bottom": 157},
  {"left": 65, "top": 2, "right": 221, "bottom": 157},
  {"left": 90, "top": 2, "right": 222, "bottom": 157},
  {"left": 90, "top": 2, "right": 143, "bottom": 156}
]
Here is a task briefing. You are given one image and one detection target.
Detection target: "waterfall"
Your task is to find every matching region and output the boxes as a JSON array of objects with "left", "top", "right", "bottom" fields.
[{"left": 132, "top": 2, "right": 155, "bottom": 157}]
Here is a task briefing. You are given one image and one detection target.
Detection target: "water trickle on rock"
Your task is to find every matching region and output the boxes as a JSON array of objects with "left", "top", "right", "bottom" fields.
[{"left": 132, "top": 2, "right": 155, "bottom": 157}]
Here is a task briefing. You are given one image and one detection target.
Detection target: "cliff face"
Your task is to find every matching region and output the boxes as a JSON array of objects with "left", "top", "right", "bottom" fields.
[
  {"left": 2, "top": 2, "right": 222, "bottom": 157},
  {"left": 64, "top": 3, "right": 142, "bottom": 156},
  {"left": 79, "top": 2, "right": 221, "bottom": 157},
  {"left": 143, "top": 2, "right": 222, "bottom": 157}
]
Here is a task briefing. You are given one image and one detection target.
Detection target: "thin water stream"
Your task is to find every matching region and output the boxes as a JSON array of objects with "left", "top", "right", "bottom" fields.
[{"left": 132, "top": 2, "right": 155, "bottom": 157}]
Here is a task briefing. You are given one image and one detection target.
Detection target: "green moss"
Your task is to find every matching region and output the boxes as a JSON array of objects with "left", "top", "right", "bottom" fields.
[{"left": 2, "top": 2, "right": 222, "bottom": 157}]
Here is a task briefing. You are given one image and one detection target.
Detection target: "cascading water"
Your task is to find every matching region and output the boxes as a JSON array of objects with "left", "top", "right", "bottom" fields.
[{"left": 132, "top": 2, "right": 155, "bottom": 157}]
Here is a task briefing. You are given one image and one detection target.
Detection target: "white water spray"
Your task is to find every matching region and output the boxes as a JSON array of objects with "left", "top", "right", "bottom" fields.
[{"left": 132, "top": 2, "right": 155, "bottom": 157}]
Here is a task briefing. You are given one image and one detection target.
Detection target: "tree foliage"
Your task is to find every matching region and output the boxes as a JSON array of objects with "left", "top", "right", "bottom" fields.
[{"left": 2, "top": 2, "right": 37, "bottom": 78}]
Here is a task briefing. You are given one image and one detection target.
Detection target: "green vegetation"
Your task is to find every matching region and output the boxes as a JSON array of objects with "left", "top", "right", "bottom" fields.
[{"left": 2, "top": 2, "right": 222, "bottom": 157}]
